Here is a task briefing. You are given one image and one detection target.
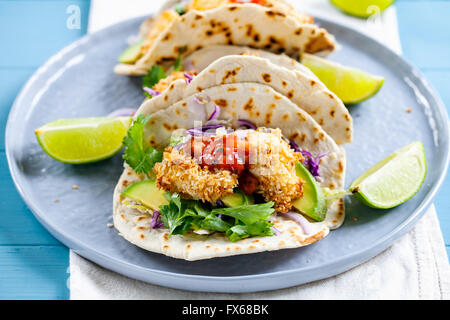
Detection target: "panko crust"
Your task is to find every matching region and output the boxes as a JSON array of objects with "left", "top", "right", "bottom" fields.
[
  {"left": 154, "top": 147, "right": 238, "bottom": 202},
  {"left": 247, "top": 129, "right": 304, "bottom": 212}
]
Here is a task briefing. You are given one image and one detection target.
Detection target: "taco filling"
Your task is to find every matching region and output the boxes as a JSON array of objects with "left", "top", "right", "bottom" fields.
[
  {"left": 154, "top": 128, "right": 305, "bottom": 213},
  {"left": 117, "top": 109, "right": 335, "bottom": 246}
]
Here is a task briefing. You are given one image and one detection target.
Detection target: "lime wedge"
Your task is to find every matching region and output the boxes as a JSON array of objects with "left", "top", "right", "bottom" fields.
[
  {"left": 330, "top": 0, "right": 395, "bottom": 18},
  {"left": 301, "top": 53, "right": 384, "bottom": 104},
  {"left": 349, "top": 142, "right": 427, "bottom": 209},
  {"left": 35, "top": 117, "right": 132, "bottom": 164}
]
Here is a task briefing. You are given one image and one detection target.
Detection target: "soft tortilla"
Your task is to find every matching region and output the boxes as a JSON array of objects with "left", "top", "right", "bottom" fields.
[
  {"left": 113, "top": 83, "right": 346, "bottom": 261},
  {"left": 137, "top": 54, "right": 352, "bottom": 144},
  {"left": 115, "top": 3, "right": 335, "bottom": 76},
  {"left": 186, "top": 55, "right": 352, "bottom": 144},
  {"left": 185, "top": 44, "right": 317, "bottom": 78},
  {"left": 114, "top": 165, "right": 332, "bottom": 261}
]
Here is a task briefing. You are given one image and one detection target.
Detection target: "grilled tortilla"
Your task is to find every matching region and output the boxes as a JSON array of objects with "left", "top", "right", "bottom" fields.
[
  {"left": 139, "top": 54, "right": 352, "bottom": 144},
  {"left": 115, "top": 0, "right": 335, "bottom": 76},
  {"left": 113, "top": 83, "right": 346, "bottom": 261}
]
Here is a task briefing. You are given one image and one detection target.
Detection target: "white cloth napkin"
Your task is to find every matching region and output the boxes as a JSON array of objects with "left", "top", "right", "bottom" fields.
[{"left": 70, "top": 0, "right": 450, "bottom": 299}]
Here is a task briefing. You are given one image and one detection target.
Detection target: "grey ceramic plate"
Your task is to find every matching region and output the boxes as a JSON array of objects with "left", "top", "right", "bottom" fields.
[{"left": 6, "top": 16, "right": 449, "bottom": 293}]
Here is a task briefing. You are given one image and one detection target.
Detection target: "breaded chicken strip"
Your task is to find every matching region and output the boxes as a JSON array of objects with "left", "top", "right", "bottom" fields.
[
  {"left": 247, "top": 129, "right": 304, "bottom": 213},
  {"left": 154, "top": 147, "right": 238, "bottom": 202}
]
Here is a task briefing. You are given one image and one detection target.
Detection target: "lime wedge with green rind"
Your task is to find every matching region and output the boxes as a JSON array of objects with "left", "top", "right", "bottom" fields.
[
  {"left": 330, "top": 0, "right": 395, "bottom": 18},
  {"left": 350, "top": 142, "right": 427, "bottom": 209},
  {"left": 35, "top": 117, "right": 132, "bottom": 164},
  {"left": 301, "top": 53, "right": 385, "bottom": 104}
]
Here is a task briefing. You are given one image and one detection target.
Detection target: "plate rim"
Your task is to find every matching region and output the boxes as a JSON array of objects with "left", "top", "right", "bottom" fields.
[{"left": 5, "top": 15, "right": 450, "bottom": 293}]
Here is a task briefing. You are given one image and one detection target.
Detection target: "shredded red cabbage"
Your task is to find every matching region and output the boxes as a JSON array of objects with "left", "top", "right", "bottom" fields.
[
  {"left": 186, "top": 124, "right": 225, "bottom": 136},
  {"left": 237, "top": 119, "right": 257, "bottom": 130},
  {"left": 143, "top": 87, "right": 160, "bottom": 97},
  {"left": 289, "top": 140, "right": 328, "bottom": 179},
  {"left": 207, "top": 104, "right": 220, "bottom": 121},
  {"left": 193, "top": 94, "right": 211, "bottom": 105},
  {"left": 150, "top": 210, "right": 164, "bottom": 229},
  {"left": 184, "top": 73, "right": 193, "bottom": 84},
  {"left": 271, "top": 226, "right": 281, "bottom": 236}
]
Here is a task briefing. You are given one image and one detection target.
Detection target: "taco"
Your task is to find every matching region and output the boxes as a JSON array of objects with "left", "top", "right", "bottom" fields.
[
  {"left": 184, "top": 44, "right": 317, "bottom": 77},
  {"left": 139, "top": 54, "right": 352, "bottom": 145},
  {"left": 113, "top": 81, "right": 346, "bottom": 261},
  {"left": 115, "top": 0, "right": 336, "bottom": 76}
]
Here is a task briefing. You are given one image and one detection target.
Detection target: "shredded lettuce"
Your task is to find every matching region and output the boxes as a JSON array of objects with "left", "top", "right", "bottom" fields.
[
  {"left": 212, "top": 202, "right": 275, "bottom": 225},
  {"left": 226, "top": 221, "right": 274, "bottom": 242},
  {"left": 159, "top": 194, "right": 275, "bottom": 241}
]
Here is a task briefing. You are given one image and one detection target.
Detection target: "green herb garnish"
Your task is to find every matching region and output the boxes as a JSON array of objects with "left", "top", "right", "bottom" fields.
[
  {"left": 173, "top": 55, "right": 182, "bottom": 72},
  {"left": 173, "top": 45, "right": 188, "bottom": 71},
  {"left": 175, "top": 5, "right": 187, "bottom": 16},
  {"left": 142, "top": 65, "right": 166, "bottom": 97},
  {"left": 123, "top": 115, "right": 163, "bottom": 176},
  {"left": 159, "top": 194, "right": 275, "bottom": 241}
]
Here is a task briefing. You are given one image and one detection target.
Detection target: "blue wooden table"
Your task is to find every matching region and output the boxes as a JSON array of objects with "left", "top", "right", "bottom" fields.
[{"left": 0, "top": 0, "right": 448, "bottom": 299}]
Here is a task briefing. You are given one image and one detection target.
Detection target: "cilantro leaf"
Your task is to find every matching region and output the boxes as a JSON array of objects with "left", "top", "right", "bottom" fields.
[
  {"left": 142, "top": 66, "right": 166, "bottom": 97},
  {"left": 173, "top": 55, "right": 182, "bottom": 72},
  {"left": 226, "top": 221, "right": 275, "bottom": 242},
  {"left": 159, "top": 193, "right": 197, "bottom": 236},
  {"left": 173, "top": 45, "right": 187, "bottom": 72},
  {"left": 175, "top": 5, "right": 187, "bottom": 16},
  {"left": 122, "top": 114, "right": 163, "bottom": 176},
  {"left": 211, "top": 202, "right": 275, "bottom": 225},
  {"left": 195, "top": 214, "right": 231, "bottom": 232}
]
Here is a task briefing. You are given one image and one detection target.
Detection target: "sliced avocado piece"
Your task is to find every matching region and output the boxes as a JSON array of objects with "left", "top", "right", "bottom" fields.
[
  {"left": 221, "top": 189, "right": 254, "bottom": 207},
  {"left": 118, "top": 40, "right": 145, "bottom": 64},
  {"left": 292, "top": 162, "right": 327, "bottom": 221},
  {"left": 121, "top": 179, "right": 168, "bottom": 211}
]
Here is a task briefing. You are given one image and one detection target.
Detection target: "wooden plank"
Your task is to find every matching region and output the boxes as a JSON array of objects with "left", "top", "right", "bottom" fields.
[
  {"left": 0, "top": 68, "right": 36, "bottom": 151},
  {"left": 0, "top": 151, "right": 62, "bottom": 245},
  {"left": 0, "top": 0, "right": 91, "bottom": 299},
  {"left": 0, "top": 246, "right": 69, "bottom": 300}
]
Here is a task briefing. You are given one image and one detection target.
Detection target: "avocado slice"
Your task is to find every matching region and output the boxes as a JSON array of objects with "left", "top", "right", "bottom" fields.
[
  {"left": 221, "top": 189, "right": 254, "bottom": 207},
  {"left": 118, "top": 40, "right": 145, "bottom": 64},
  {"left": 292, "top": 162, "right": 327, "bottom": 221},
  {"left": 121, "top": 179, "right": 168, "bottom": 211}
]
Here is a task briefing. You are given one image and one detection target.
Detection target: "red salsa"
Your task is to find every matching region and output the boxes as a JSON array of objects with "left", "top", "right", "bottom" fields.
[{"left": 186, "top": 133, "right": 250, "bottom": 174}]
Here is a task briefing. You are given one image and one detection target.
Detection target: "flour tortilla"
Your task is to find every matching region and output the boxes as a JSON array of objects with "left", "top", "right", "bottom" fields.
[
  {"left": 113, "top": 82, "right": 346, "bottom": 261},
  {"left": 138, "top": 54, "right": 352, "bottom": 144},
  {"left": 185, "top": 44, "right": 317, "bottom": 77},
  {"left": 187, "top": 55, "right": 352, "bottom": 144},
  {"left": 115, "top": 3, "right": 335, "bottom": 76},
  {"left": 114, "top": 166, "right": 332, "bottom": 261}
]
